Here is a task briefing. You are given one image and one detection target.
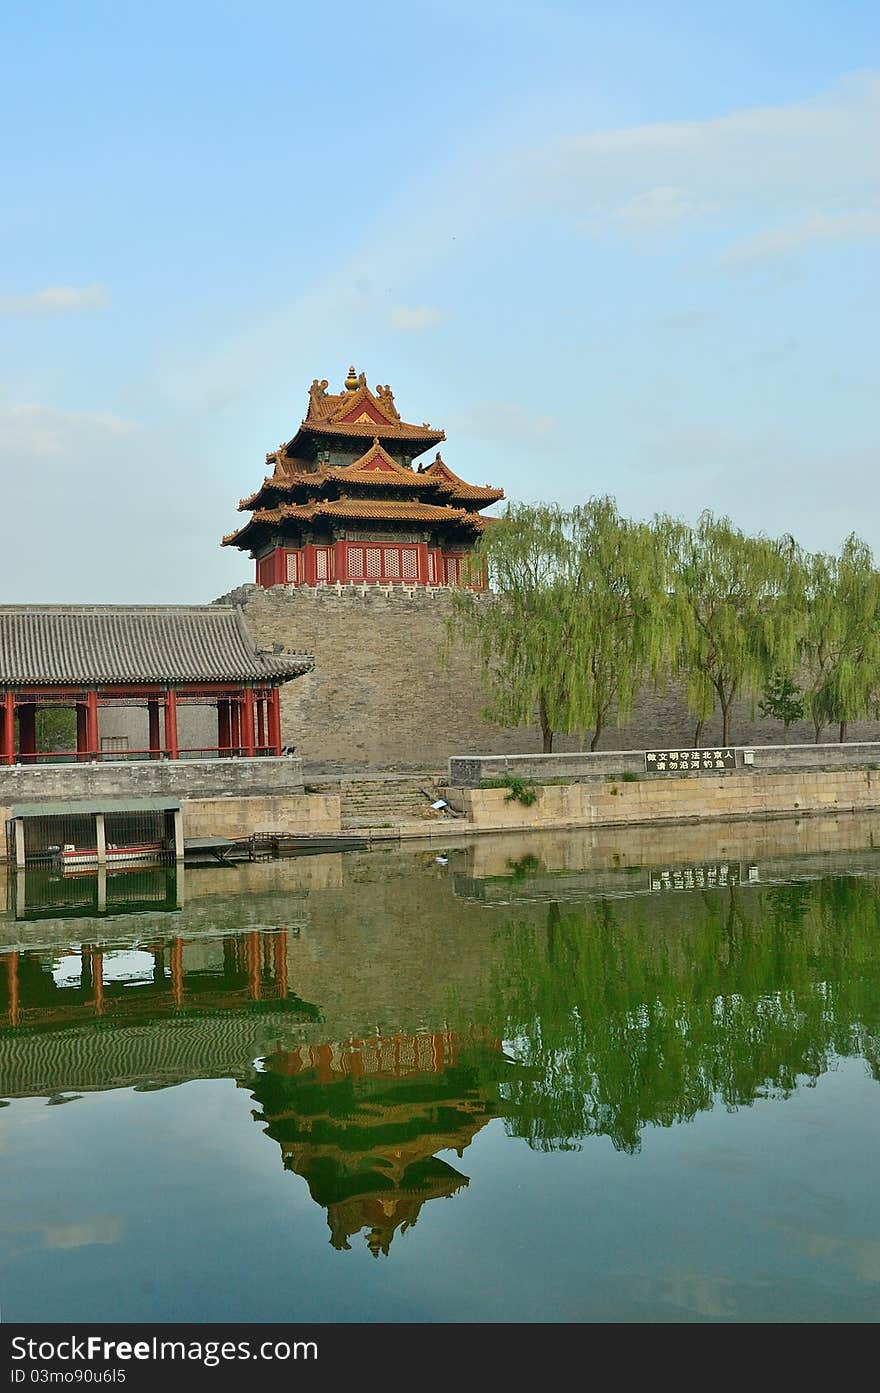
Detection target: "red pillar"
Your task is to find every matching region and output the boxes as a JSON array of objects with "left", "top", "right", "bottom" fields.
[
  {"left": 170, "top": 937, "right": 184, "bottom": 1009},
  {"left": 302, "top": 544, "right": 315, "bottom": 586},
  {"left": 164, "top": 689, "right": 179, "bottom": 760},
  {"left": 256, "top": 698, "right": 266, "bottom": 752},
  {"left": 7, "top": 951, "right": 19, "bottom": 1027},
  {"left": 333, "top": 540, "right": 347, "bottom": 584},
  {"left": 230, "top": 699, "right": 241, "bottom": 754},
  {"left": 92, "top": 948, "right": 104, "bottom": 1016},
  {"left": 273, "top": 930, "right": 288, "bottom": 999},
  {"left": 217, "top": 699, "right": 230, "bottom": 755},
  {"left": 2, "top": 693, "right": 15, "bottom": 766},
  {"left": 148, "top": 699, "right": 161, "bottom": 759},
  {"left": 19, "top": 704, "right": 37, "bottom": 764},
  {"left": 76, "top": 704, "right": 88, "bottom": 761},
  {"left": 268, "top": 687, "right": 282, "bottom": 755},
  {"left": 246, "top": 931, "right": 261, "bottom": 1001},
  {"left": 240, "top": 687, "right": 256, "bottom": 757},
  {"left": 86, "top": 690, "right": 99, "bottom": 759}
]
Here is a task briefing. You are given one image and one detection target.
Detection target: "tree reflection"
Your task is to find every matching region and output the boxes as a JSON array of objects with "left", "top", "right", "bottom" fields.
[{"left": 494, "top": 877, "right": 880, "bottom": 1153}]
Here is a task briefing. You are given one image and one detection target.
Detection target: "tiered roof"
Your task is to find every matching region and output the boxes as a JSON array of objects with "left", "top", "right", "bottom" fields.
[{"left": 224, "top": 369, "right": 504, "bottom": 552}]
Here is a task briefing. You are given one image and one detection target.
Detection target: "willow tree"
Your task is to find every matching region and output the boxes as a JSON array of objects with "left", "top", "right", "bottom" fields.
[
  {"left": 664, "top": 511, "right": 800, "bottom": 746},
  {"left": 450, "top": 502, "right": 571, "bottom": 752},
  {"left": 561, "top": 498, "right": 671, "bottom": 750},
  {"left": 804, "top": 536, "right": 880, "bottom": 742}
]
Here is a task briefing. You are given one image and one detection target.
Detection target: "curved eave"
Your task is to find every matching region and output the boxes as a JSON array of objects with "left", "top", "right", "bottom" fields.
[{"left": 285, "top": 421, "right": 445, "bottom": 459}]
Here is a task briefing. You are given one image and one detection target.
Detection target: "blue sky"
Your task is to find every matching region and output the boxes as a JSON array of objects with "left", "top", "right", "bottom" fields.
[{"left": 1, "top": 0, "right": 877, "bottom": 601}]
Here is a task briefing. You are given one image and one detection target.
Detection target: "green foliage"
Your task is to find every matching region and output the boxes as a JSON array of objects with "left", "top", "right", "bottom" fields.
[
  {"left": 663, "top": 511, "right": 800, "bottom": 746},
  {"left": 759, "top": 671, "right": 805, "bottom": 728},
  {"left": 797, "top": 537, "right": 880, "bottom": 743},
  {"left": 504, "top": 777, "right": 538, "bottom": 806},
  {"left": 451, "top": 497, "right": 671, "bottom": 753},
  {"left": 478, "top": 775, "right": 539, "bottom": 804},
  {"left": 453, "top": 500, "right": 880, "bottom": 753},
  {"left": 621, "top": 770, "right": 640, "bottom": 782},
  {"left": 491, "top": 877, "right": 880, "bottom": 1154},
  {"left": 35, "top": 707, "right": 76, "bottom": 754}
]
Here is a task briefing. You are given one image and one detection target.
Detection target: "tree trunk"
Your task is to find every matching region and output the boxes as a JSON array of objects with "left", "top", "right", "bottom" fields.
[
  {"left": 590, "top": 721, "right": 603, "bottom": 752},
  {"left": 814, "top": 719, "right": 824, "bottom": 744},
  {"left": 839, "top": 720, "right": 848, "bottom": 744},
  {"left": 721, "top": 704, "right": 731, "bottom": 746},
  {"left": 693, "top": 718, "right": 704, "bottom": 748},
  {"left": 538, "top": 693, "right": 553, "bottom": 754}
]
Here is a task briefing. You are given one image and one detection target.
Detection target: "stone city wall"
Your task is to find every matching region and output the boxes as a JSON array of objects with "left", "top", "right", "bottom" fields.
[{"left": 214, "top": 583, "right": 880, "bottom": 770}]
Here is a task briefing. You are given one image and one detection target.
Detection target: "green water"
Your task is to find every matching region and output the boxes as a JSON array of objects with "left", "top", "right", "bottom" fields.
[{"left": 2, "top": 823, "right": 880, "bottom": 1322}]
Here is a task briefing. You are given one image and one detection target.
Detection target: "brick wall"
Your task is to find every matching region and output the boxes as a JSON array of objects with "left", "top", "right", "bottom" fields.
[{"left": 219, "top": 583, "right": 880, "bottom": 770}]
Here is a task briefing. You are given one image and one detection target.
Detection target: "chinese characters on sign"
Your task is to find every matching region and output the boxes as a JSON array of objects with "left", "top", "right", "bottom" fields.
[
  {"left": 645, "top": 747, "right": 737, "bottom": 773},
  {"left": 649, "top": 862, "right": 760, "bottom": 892}
]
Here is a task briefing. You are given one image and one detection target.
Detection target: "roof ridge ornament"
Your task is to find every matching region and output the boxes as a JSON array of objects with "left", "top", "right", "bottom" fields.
[{"left": 345, "top": 366, "right": 360, "bottom": 391}]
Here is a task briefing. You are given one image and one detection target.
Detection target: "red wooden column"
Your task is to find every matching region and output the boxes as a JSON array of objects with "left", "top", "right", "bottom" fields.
[
  {"left": 2, "top": 693, "right": 15, "bottom": 765},
  {"left": 86, "top": 690, "right": 99, "bottom": 759},
  {"left": 91, "top": 948, "right": 104, "bottom": 1016},
  {"left": 256, "top": 697, "right": 266, "bottom": 753},
  {"left": 164, "top": 689, "right": 179, "bottom": 760},
  {"left": 333, "top": 540, "right": 348, "bottom": 583},
  {"left": 267, "top": 687, "right": 282, "bottom": 755},
  {"left": 76, "top": 704, "right": 88, "bottom": 761},
  {"left": 170, "top": 937, "right": 184, "bottom": 1009},
  {"left": 7, "top": 951, "right": 19, "bottom": 1027},
  {"left": 148, "top": 699, "right": 161, "bottom": 759},
  {"left": 273, "top": 930, "right": 288, "bottom": 999},
  {"left": 230, "top": 699, "right": 241, "bottom": 754},
  {"left": 217, "top": 699, "right": 231, "bottom": 755},
  {"left": 240, "top": 687, "right": 256, "bottom": 757},
  {"left": 417, "top": 542, "right": 430, "bottom": 584},
  {"left": 245, "top": 931, "right": 261, "bottom": 1000},
  {"left": 18, "top": 704, "right": 37, "bottom": 764}
]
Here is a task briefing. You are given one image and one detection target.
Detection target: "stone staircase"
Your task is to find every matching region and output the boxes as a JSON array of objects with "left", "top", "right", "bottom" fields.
[{"left": 332, "top": 774, "right": 445, "bottom": 829}]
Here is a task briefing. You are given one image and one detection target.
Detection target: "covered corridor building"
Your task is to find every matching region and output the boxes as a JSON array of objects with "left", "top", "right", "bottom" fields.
[{"left": 0, "top": 604, "right": 314, "bottom": 764}]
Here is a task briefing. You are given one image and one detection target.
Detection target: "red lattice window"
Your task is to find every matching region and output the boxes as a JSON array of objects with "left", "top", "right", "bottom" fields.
[
  {"left": 286, "top": 551, "right": 300, "bottom": 584},
  {"left": 427, "top": 551, "right": 437, "bottom": 584},
  {"left": 315, "top": 547, "right": 330, "bottom": 581},
  {"left": 444, "top": 556, "right": 461, "bottom": 585},
  {"left": 346, "top": 544, "right": 423, "bottom": 581}
]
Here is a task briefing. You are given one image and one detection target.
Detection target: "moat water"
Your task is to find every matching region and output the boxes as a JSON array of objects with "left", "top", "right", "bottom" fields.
[{"left": 2, "top": 815, "right": 880, "bottom": 1323}]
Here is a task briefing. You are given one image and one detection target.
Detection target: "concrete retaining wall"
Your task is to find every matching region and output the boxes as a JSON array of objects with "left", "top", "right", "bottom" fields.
[
  {"left": 0, "top": 755, "right": 305, "bottom": 806},
  {"left": 448, "top": 741, "right": 880, "bottom": 787},
  {"left": 183, "top": 793, "right": 340, "bottom": 839},
  {"left": 442, "top": 767, "right": 880, "bottom": 831},
  {"left": 0, "top": 756, "right": 340, "bottom": 856}
]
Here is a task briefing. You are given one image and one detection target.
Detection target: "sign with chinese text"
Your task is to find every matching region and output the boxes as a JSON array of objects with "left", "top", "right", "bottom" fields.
[
  {"left": 649, "top": 862, "right": 759, "bottom": 892},
  {"left": 645, "top": 747, "right": 737, "bottom": 773}
]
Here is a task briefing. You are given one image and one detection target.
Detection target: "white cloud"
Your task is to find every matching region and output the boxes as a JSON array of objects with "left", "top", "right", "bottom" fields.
[
  {"left": 0, "top": 284, "right": 110, "bottom": 315},
  {"left": 529, "top": 73, "right": 880, "bottom": 254},
  {"left": 586, "top": 185, "right": 717, "bottom": 238},
  {"left": 721, "top": 209, "right": 880, "bottom": 263},
  {"left": 40, "top": 1216, "right": 122, "bottom": 1250},
  {"left": 0, "top": 404, "right": 137, "bottom": 456},
  {"left": 390, "top": 304, "right": 448, "bottom": 331}
]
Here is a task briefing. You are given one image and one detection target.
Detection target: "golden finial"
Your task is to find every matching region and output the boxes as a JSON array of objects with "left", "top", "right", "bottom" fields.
[{"left": 345, "top": 365, "right": 359, "bottom": 391}]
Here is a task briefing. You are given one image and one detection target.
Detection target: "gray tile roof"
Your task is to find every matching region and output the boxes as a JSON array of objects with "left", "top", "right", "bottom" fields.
[{"left": 0, "top": 605, "right": 314, "bottom": 686}]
